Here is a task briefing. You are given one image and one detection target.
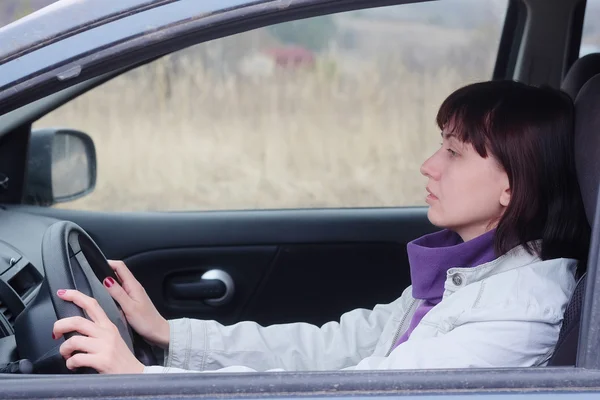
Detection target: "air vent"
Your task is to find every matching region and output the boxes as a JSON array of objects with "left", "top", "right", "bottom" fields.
[
  {"left": 0, "top": 298, "right": 13, "bottom": 337},
  {"left": 0, "top": 299, "right": 13, "bottom": 325},
  {"left": 0, "top": 259, "right": 37, "bottom": 335},
  {"left": 8, "top": 263, "right": 41, "bottom": 300}
]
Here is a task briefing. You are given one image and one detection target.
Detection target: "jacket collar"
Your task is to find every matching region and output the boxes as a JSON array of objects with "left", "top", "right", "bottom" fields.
[
  {"left": 407, "top": 229, "right": 496, "bottom": 302},
  {"left": 443, "top": 241, "right": 543, "bottom": 294}
]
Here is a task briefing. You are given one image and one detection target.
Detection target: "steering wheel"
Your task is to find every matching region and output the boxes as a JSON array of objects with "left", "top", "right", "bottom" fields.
[{"left": 14, "top": 221, "right": 157, "bottom": 374}]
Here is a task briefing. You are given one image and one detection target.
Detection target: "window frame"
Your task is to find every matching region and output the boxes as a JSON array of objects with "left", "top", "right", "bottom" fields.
[{"left": 29, "top": 0, "right": 516, "bottom": 213}]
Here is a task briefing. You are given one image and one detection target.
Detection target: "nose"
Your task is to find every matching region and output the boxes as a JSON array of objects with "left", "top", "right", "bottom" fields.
[{"left": 420, "top": 151, "right": 440, "bottom": 180}]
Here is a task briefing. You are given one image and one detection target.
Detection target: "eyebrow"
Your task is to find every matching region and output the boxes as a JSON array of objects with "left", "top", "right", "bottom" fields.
[{"left": 441, "top": 132, "right": 467, "bottom": 150}]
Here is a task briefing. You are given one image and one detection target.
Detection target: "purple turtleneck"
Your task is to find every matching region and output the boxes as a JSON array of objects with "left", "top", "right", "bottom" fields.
[{"left": 392, "top": 229, "right": 497, "bottom": 349}]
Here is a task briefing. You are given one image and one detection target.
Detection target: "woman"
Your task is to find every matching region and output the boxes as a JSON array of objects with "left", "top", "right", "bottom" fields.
[{"left": 51, "top": 80, "right": 590, "bottom": 374}]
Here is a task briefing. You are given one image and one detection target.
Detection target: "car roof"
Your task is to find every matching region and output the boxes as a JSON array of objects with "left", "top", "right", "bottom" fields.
[{"left": 0, "top": 0, "right": 256, "bottom": 64}]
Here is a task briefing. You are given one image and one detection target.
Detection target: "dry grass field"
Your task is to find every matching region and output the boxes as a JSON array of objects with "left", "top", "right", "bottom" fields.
[{"left": 34, "top": 16, "right": 501, "bottom": 212}]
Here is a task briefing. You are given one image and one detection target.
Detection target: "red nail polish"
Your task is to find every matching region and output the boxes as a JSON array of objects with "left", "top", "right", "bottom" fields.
[
  {"left": 104, "top": 277, "right": 115, "bottom": 288},
  {"left": 57, "top": 290, "right": 66, "bottom": 296},
  {"left": 52, "top": 333, "right": 56, "bottom": 340}
]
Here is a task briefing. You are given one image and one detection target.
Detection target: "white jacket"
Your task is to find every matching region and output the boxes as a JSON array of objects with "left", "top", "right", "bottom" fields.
[{"left": 144, "top": 245, "right": 577, "bottom": 373}]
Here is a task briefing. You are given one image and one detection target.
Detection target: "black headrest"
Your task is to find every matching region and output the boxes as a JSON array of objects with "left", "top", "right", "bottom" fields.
[
  {"left": 575, "top": 73, "right": 600, "bottom": 225},
  {"left": 563, "top": 53, "right": 600, "bottom": 99}
]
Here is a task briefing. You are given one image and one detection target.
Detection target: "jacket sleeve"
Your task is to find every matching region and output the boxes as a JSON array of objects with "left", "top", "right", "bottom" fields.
[
  {"left": 347, "top": 316, "right": 560, "bottom": 370},
  {"left": 152, "top": 287, "right": 413, "bottom": 373},
  {"left": 144, "top": 303, "right": 560, "bottom": 374}
]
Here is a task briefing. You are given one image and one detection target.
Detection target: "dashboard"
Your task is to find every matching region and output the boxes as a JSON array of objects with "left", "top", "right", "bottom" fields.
[{"left": 0, "top": 208, "right": 62, "bottom": 364}]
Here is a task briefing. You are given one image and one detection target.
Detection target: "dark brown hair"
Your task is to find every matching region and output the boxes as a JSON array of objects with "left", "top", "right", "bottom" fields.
[{"left": 436, "top": 80, "right": 590, "bottom": 263}]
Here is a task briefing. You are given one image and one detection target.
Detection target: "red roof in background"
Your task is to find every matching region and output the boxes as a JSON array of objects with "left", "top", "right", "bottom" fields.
[{"left": 263, "top": 46, "right": 315, "bottom": 67}]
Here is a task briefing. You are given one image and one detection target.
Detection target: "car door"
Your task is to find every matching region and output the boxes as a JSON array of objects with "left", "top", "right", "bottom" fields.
[{"left": 13, "top": 0, "right": 515, "bottom": 328}]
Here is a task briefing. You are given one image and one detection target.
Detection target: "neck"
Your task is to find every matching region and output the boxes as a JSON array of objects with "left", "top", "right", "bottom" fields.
[{"left": 454, "top": 222, "right": 498, "bottom": 243}]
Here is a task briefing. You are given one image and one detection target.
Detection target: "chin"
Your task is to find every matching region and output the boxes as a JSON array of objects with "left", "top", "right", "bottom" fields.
[
  {"left": 426, "top": 208, "right": 445, "bottom": 228},
  {"left": 427, "top": 208, "right": 457, "bottom": 231}
]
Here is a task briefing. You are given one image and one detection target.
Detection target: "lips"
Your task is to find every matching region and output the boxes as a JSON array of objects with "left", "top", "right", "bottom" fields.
[{"left": 426, "top": 187, "right": 438, "bottom": 200}]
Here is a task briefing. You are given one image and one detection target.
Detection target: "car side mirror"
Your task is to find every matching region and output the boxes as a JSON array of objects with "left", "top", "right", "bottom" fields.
[{"left": 24, "top": 128, "right": 97, "bottom": 206}]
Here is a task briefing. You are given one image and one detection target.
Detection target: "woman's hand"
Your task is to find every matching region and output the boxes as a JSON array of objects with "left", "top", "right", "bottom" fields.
[
  {"left": 103, "top": 260, "right": 170, "bottom": 348},
  {"left": 52, "top": 289, "right": 144, "bottom": 374}
]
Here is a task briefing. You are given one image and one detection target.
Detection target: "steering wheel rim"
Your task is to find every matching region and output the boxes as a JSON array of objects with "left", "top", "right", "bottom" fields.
[
  {"left": 15, "top": 221, "right": 157, "bottom": 374},
  {"left": 43, "top": 221, "right": 134, "bottom": 371}
]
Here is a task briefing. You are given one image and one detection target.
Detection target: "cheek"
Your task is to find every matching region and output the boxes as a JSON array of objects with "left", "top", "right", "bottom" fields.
[
  {"left": 439, "top": 168, "right": 475, "bottom": 204},
  {"left": 428, "top": 176, "right": 468, "bottom": 221},
  {"left": 459, "top": 166, "right": 507, "bottom": 215},
  {"left": 433, "top": 166, "right": 504, "bottom": 220},
  {"left": 428, "top": 149, "right": 509, "bottom": 228}
]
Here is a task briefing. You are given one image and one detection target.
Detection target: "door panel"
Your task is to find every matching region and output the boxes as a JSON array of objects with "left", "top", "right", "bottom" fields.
[
  {"left": 12, "top": 206, "right": 436, "bottom": 325},
  {"left": 242, "top": 242, "right": 411, "bottom": 326},
  {"left": 126, "top": 246, "right": 277, "bottom": 325}
]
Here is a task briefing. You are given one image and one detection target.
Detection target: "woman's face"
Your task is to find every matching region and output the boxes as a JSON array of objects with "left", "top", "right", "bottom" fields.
[{"left": 420, "top": 130, "right": 511, "bottom": 242}]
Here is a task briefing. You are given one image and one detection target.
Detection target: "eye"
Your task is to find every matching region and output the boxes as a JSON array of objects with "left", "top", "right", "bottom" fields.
[{"left": 440, "top": 141, "right": 459, "bottom": 157}]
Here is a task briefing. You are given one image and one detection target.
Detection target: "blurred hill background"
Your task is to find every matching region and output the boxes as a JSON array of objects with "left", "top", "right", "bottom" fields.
[{"left": 0, "top": 0, "right": 56, "bottom": 26}]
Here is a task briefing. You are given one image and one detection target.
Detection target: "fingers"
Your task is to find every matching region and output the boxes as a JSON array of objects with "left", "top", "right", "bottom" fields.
[
  {"left": 56, "top": 290, "right": 110, "bottom": 325},
  {"left": 59, "top": 335, "right": 97, "bottom": 360},
  {"left": 53, "top": 316, "right": 99, "bottom": 340},
  {"left": 53, "top": 284, "right": 145, "bottom": 374},
  {"left": 59, "top": 329, "right": 145, "bottom": 374},
  {"left": 107, "top": 260, "right": 138, "bottom": 287},
  {"left": 64, "top": 352, "right": 98, "bottom": 371},
  {"left": 102, "top": 277, "right": 134, "bottom": 312}
]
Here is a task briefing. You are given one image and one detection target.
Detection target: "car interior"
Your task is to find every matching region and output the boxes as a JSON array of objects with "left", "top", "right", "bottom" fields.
[
  {"left": 0, "top": 0, "right": 599, "bottom": 379},
  {"left": 545, "top": 52, "right": 600, "bottom": 367}
]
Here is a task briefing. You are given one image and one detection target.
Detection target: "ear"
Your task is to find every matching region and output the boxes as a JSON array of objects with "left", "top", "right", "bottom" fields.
[{"left": 500, "top": 187, "right": 511, "bottom": 207}]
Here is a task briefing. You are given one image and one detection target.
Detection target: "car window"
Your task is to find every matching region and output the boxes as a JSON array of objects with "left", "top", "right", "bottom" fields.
[
  {"left": 0, "top": 0, "right": 59, "bottom": 28},
  {"left": 33, "top": 0, "right": 508, "bottom": 212},
  {"left": 581, "top": 0, "right": 600, "bottom": 56}
]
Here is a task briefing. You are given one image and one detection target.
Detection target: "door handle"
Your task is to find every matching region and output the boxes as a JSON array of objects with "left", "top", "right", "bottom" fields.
[{"left": 168, "top": 269, "right": 235, "bottom": 306}]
